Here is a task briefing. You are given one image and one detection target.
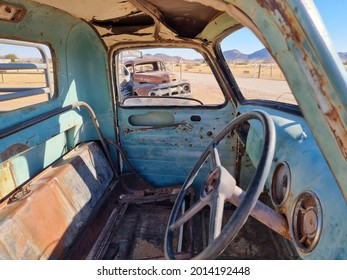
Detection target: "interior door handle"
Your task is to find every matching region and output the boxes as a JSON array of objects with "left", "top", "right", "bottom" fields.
[{"left": 124, "top": 121, "right": 193, "bottom": 134}]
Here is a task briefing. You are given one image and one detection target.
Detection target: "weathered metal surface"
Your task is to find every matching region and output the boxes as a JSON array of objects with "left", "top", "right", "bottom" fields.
[
  {"left": 0, "top": 132, "right": 70, "bottom": 200},
  {"left": 197, "top": 12, "right": 241, "bottom": 43},
  {"left": 218, "top": 203, "right": 298, "bottom": 259},
  {"left": 68, "top": 173, "right": 182, "bottom": 259},
  {"left": 179, "top": 0, "right": 347, "bottom": 201},
  {"left": 228, "top": 0, "right": 347, "bottom": 201},
  {"left": 254, "top": 0, "right": 347, "bottom": 158},
  {"left": 124, "top": 58, "right": 191, "bottom": 96},
  {"left": 133, "top": 72, "right": 175, "bottom": 85},
  {"left": 117, "top": 103, "right": 236, "bottom": 187},
  {"left": 0, "top": 87, "right": 50, "bottom": 102},
  {"left": 128, "top": 111, "right": 175, "bottom": 126},
  {"left": 239, "top": 105, "right": 347, "bottom": 259},
  {"left": 123, "top": 121, "right": 191, "bottom": 134},
  {"left": 103, "top": 197, "right": 295, "bottom": 260},
  {"left": 0, "top": 1, "right": 26, "bottom": 22},
  {"left": 67, "top": 180, "right": 125, "bottom": 260},
  {"left": 0, "top": 0, "right": 118, "bottom": 189},
  {"left": 0, "top": 142, "right": 114, "bottom": 259},
  {"left": 0, "top": 100, "right": 116, "bottom": 200},
  {"left": 0, "top": 161, "right": 17, "bottom": 200},
  {"left": 1, "top": 0, "right": 347, "bottom": 261},
  {"left": 33, "top": 0, "right": 138, "bottom": 21},
  {"left": 103, "top": 203, "right": 172, "bottom": 259},
  {"left": 229, "top": 185, "right": 291, "bottom": 240},
  {"left": 0, "top": 143, "right": 29, "bottom": 161}
]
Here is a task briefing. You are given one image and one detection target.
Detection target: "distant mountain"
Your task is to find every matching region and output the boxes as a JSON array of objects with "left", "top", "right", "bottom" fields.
[
  {"left": 143, "top": 53, "right": 185, "bottom": 62},
  {"left": 223, "top": 48, "right": 347, "bottom": 62},
  {"left": 223, "top": 49, "right": 248, "bottom": 61},
  {"left": 223, "top": 48, "right": 273, "bottom": 62},
  {"left": 144, "top": 49, "right": 347, "bottom": 63},
  {"left": 248, "top": 48, "right": 272, "bottom": 61}
]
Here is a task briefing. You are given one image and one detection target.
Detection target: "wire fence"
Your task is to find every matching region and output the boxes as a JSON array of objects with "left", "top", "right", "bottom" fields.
[{"left": 228, "top": 63, "right": 285, "bottom": 80}]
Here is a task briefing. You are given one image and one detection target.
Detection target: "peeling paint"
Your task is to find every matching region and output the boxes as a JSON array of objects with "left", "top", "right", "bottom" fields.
[
  {"left": 0, "top": 142, "right": 114, "bottom": 259},
  {"left": 0, "top": 161, "right": 17, "bottom": 200},
  {"left": 0, "top": 143, "right": 30, "bottom": 162}
]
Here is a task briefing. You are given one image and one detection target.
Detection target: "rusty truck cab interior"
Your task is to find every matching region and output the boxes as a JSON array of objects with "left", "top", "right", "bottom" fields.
[{"left": 1, "top": 0, "right": 347, "bottom": 260}]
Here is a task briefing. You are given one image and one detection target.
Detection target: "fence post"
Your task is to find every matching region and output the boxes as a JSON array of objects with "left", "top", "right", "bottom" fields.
[{"left": 258, "top": 64, "right": 261, "bottom": 79}]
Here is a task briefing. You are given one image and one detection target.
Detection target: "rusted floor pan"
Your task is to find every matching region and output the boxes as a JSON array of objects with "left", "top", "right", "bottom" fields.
[
  {"left": 218, "top": 208, "right": 298, "bottom": 259},
  {"left": 67, "top": 174, "right": 182, "bottom": 259},
  {"left": 102, "top": 199, "right": 297, "bottom": 260},
  {"left": 103, "top": 202, "right": 173, "bottom": 259}
]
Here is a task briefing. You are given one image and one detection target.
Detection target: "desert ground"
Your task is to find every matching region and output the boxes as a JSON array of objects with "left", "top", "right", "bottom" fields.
[
  {"left": 180, "top": 72, "right": 295, "bottom": 105},
  {"left": 0, "top": 70, "right": 52, "bottom": 110},
  {"left": 0, "top": 61, "right": 327, "bottom": 110}
]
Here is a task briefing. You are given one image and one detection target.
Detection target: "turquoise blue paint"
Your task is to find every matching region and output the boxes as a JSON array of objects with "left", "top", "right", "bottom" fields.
[
  {"left": 1, "top": 0, "right": 346, "bottom": 260},
  {"left": 0, "top": 0, "right": 118, "bottom": 195},
  {"left": 118, "top": 102, "right": 236, "bottom": 187},
  {"left": 239, "top": 104, "right": 347, "bottom": 259},
  {"left": 232, "top": 0, "right": 347, "bottom": 200}
]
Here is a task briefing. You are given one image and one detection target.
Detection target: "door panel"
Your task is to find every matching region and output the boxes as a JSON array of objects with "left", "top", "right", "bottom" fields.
[{"left": 117, "top": 103, "right": 236, "bottom": 187}]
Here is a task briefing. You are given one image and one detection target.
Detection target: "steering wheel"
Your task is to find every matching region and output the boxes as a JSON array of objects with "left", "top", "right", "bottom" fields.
[{"left": 164, "top": 110, "right": 276, "bottom": 259}]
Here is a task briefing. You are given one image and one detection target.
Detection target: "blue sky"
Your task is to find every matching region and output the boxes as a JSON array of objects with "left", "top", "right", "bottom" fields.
[
  {"left": 314, "top": 0, "right": 346, "bottom": 52},
  {"left": 0, "top": 0, "right": 345, "bottom": 59},
  {"left": 220, "top": 0, "right": 347, "bottom": 54},
  {"left": 147, "top": 0, "right": 347, "bottom": 59}
]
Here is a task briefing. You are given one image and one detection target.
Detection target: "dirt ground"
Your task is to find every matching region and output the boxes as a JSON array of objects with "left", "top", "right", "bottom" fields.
[
  {"left": 0, "top": 71, "right": 53, "bottom": 111},
  {"left": 1, "top": 67, "right": 296, "bottom": 110},
  {"left": 171, "top": 62, "right": 286, "bottom": 80},
  {"left": 180, "top": 72, "right": 296, "bottom": 105},
  {"left": 174, "top": 61, "right": 347, "bottom": 79}
]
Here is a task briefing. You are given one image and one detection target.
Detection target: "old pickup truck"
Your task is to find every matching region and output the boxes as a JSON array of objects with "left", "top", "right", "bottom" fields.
[
  {"left": 122, "top": 58, "right": 191, "bottom": 98},
  {"left": 0, "top": 0, "right": 346, "bottom": 260}
]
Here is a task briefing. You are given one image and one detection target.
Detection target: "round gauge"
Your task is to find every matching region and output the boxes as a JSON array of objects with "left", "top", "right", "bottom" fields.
[
  {"left": 291, "top": 191, "right": 322, "bottom": 253},
  {"left": 271, "top": 162, "right": 291, "bottom": 207}
]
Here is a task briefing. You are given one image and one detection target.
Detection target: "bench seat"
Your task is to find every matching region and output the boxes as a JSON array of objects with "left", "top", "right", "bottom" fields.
[{"left": 0, "top": 142, "right": 114, "bottom": 259}]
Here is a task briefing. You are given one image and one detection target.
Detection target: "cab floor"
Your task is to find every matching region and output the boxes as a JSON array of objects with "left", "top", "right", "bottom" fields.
[{"left": 103, "top": 200, "right": 297, "bottom": 260}]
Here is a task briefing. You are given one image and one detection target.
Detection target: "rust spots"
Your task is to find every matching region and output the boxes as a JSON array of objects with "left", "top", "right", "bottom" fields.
[
  {"left": 0, "top": 142, "right": 114, "bottom": 259},
  {"left": 9, "top": 186, "right": 32, "bottom": 203},
  {"left": 326, "top": 109, "right": 340, "bottom": 122},
  {"left": 0, "top": 143, "right": 30, "bottom": 161},
  {"left": 325, "top": 110, "right": 347, "bottom": 160},
  {"left": 256, "top": 0, "right": 303, "bottom": 44},
  {"left": 0, "top": 161, "right": 17, "bottom": 200},
  {"left": 256, "top": 1, "right": 347, "bottom": 160},
  {"left": 0, "top": 143, "right": 32, "bottom": 199}
]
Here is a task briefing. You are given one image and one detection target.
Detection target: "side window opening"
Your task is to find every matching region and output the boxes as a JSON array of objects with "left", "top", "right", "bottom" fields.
[
  {"left": 220, "top": 28, "right": 297, "bottom": 105},
  {"left": 0, "top": 38, "right": 54, "bottom": 111},
  {"left": 115, "top": 48, "right": 226, "bottom": 106}
]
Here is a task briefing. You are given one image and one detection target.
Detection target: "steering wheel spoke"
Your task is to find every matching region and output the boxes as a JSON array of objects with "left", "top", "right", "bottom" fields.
[
  {"left": 208, "top": 194, "right": 225, "bottom": 243},
  {"left": 170, "top": 196, "right": 210, "bottom": 231},
  {"left": 210, "top": 144, "right": 221, "bottom": 169},
  {"left": 165, "top": 110, "right": 276, "bottom": 260}
]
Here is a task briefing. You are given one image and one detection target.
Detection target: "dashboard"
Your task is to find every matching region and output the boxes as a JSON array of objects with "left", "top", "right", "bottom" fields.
[{"left": 239, "top": 105, "right": 347, "bottom": 259}]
